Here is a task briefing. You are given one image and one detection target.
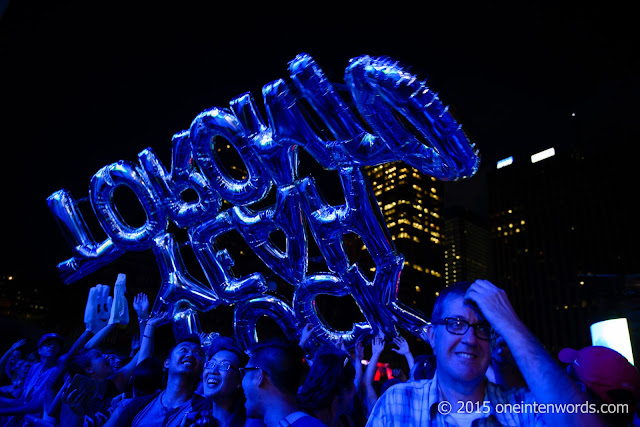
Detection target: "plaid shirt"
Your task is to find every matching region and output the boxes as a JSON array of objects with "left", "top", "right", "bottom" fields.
[{"left": 366, "top": 373, "right": 546, "bottom": 427}]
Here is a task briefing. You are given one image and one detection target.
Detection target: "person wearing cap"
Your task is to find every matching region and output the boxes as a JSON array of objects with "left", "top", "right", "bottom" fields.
[
  {"left": 559, "top": 345, "right": 640, "bottom": 426},
  {"left": 366, "top": 280, "right": 608, "bottom": 426},
  {"left": 0, "top": 332, "right": 64, "bottom": 422}
]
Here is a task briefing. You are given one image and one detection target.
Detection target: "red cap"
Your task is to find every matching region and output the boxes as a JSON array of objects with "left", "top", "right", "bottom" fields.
[{"left": 558, "top": 346, "right": 640, "bottom": 404}]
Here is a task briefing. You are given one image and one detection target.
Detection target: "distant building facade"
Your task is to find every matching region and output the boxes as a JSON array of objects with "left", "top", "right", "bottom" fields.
[
  {"left": 343, "top": 162, "right": 446, "bottom": 314},
  {"left": 487, "top": 146, "right": 640, "bottom": 356},
  {"left": 444, "top": 207, "right": 491, "bottom": 285}
]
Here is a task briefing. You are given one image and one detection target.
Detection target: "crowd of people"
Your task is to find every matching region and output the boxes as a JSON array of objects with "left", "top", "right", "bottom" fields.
[{"left": 1, "top": 278, "right": 639, "bottom": 426}]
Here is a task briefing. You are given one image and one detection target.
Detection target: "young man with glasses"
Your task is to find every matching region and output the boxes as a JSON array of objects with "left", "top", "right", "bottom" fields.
[
  {"left": 366, "top": 280, "right": 607, "bottom": 426},
  {"left": 241, "top": 339, "right": 325, "bottom": 426},
  {"left": 192, "top": 336, "right": 260, "bottom": 426}
]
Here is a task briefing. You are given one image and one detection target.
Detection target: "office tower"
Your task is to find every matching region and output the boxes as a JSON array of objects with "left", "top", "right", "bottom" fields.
[
  {"left": 444, "top": 207, "right": 491, "bottom": 285},
  {"left": 488, "top": 146, "right": 640, "bottom": 356},
  {"left": 344, "top": 162, "right": 446, "bottom": 313}
]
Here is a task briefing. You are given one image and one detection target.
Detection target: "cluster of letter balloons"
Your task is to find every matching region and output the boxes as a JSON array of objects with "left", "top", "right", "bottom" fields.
[{"left": 47, "top": 53, "right": 480, "bottom": 350}]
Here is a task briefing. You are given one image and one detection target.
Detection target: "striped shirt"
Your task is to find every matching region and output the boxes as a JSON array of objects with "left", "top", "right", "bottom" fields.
[{"left": 366, "top": 373, "right": 546, "bottom": 426}]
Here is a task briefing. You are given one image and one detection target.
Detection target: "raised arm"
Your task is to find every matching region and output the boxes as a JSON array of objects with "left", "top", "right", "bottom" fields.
[
  {"left": 137, "top": 311, "right": 169, "bottom": 365},
  {"left": 133, "top": 293, "right": 150, "bottom": 344},
  {"left": 298, "top": 323, "right": 318, "bottom": 362},
  {"left": 465, "top": 279, "right": 607, "bottom": 426},
  {"left": 353, "top": 338, "right": 364, "bottom": 394},
  {"left": 0, "top": 339, "right": 26, "bottom": 382},
  {"left": 364, "top": 334, "right": 385, "bottom": 415},
  {"left": 390, "top": 336, "right": 414, "bottom": 370}
]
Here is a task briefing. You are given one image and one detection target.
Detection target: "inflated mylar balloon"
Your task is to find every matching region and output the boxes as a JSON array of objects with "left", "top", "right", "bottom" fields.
[
  {"left": 293, "top": 273, "right": 371, "bottom": 347},
  {"left": 138, "top": 131, "right": 221, "bottom": 229},
  {"left": 48, "top": 53, "right": 480, "bottom": 349},
  {"left": 172, "top": 300, "right": 202, "bottom": 341},
  {"left": 233, "top": 296, "right": 299, "bottom": 350},
  {"left": 230, "top": 184, "right": 307, "bottom": 285},
  {"left": 90, "top": 160, "right": 168, "bottom": 251},
  {"left": 296, "top": 167, "right": 394, "bottom": 275},
  {"left": 152, "top": 233, "right": 220, "bottom": 311},
  {"left": 345, "top": 55, "right": 479, "bottom": 180},
  {"left": 47, "top": 189, "right": 125, "bottom": 284},
  {"left": 189, "top": 108, "right": 272, "bottom": 206},
  {"left": 230, "top": 91, "right": 300, "bottom": 186}
]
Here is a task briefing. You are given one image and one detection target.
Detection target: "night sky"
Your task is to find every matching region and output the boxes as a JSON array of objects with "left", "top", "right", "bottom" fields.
[{"left": 0, "top": 1, "right": 637, "bottom": 287}]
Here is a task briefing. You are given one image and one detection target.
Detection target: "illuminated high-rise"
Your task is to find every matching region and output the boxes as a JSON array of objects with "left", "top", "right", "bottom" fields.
[
  {"left": 345, "top": 162, "right": 446, "bottom": 313},
  {"left": 444, "top": 207, "right": 491, "bottom": 285}
]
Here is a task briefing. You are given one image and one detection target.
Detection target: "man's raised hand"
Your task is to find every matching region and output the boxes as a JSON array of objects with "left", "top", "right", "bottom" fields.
[{"left": 464, "top": 279, "right": 521, "bottom": 337}]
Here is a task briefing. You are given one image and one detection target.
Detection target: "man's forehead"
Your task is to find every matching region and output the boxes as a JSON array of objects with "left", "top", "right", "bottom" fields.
[
  {"left": 440, "top": 295, "right": 485, "bottom": 320},
  {"left": 175, "top": 341, "right": 202, "bottom": 352},
  {"left": 210, "top": 350, "right": 239, "bottom": 363}
]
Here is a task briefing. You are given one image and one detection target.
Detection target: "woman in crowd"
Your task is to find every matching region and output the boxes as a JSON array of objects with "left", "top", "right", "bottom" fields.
[{"left": 297, "top": 346, "right": 357, "bottom": 427}]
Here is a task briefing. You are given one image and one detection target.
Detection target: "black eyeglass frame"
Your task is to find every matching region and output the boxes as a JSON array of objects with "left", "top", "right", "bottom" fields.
[
  {"left": 431, "top": 317, "right": 495, "bottom": 341},
  {"left": 204, "top": 360, "right": 239, "bottom": 372},
  {"left": 238, "top": 366, "right": 262, "bottom": 377}
]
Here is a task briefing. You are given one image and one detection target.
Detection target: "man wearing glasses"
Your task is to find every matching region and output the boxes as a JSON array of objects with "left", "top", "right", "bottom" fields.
[{"left": 366, "top": 280, "right": 607, "bottom": 426}]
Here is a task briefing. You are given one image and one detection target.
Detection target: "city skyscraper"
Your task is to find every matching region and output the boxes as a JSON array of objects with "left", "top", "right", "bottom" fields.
[
  {"left": 444, "top": 207, "right": 491, "bottom": 285},
  {"left": 344, "top": 162, "right": 446, "bottom": 314},
  {"left": 487, "top": 145, "right": 640, "bottom": 357}
]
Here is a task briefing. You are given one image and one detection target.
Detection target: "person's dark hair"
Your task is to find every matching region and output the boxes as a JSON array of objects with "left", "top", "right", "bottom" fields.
[
  {"left": 297, "top": 346, "right": 356, "bottom": 412},
  {"left": 165, "top": 334, "right": 204, "bottom": 362},
  {"left": 131, "top": 357, "right": 164, "bottom": 396},
  {"left": 431, "top": 281, "right": 474, "bottom": 321},
  {"left": 410, "top": 354, "right": 436, "bottom": 381},
  {"left": 248, "top": 338, "right": 304, "bottom": 395},
  {"left": 208, "top": 336, "right": 248, "bottom": 366},
  {"left": 67, "top": 348, "right": 99, "bottom": 377},
  {"left": 170, "top": 334, "right": 202, "bottom": 351}
]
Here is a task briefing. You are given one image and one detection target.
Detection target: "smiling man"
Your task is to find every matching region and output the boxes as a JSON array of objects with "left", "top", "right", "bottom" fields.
[
  {"left": 113, "top": 336, "right": 207, "bottom": 427},
  {"left": 366, "top": 280, "right": 608, "bottom": 426}
]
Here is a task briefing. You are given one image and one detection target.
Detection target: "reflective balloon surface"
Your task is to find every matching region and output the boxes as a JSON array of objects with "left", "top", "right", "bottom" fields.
[{"left": 48, "top": 53, "right": 479, "bottom": 349}]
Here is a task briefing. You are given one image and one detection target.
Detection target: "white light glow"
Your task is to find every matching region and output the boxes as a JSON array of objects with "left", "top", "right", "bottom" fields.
[
  {"left": 531, "top": 147, "right": 555, "bottom": 163},
  {"left": 590, "top": 318, "right": 634, "bottom": 365},
  {"left": 496, "top": 156, "right": 514, "bottom": 169}
]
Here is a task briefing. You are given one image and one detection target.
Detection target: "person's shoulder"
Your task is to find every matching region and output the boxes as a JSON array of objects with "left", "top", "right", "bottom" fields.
[
  {"left": 245, "top": 418, "right": 267, "bottom": 427},
  {"left": 487, "top": 382, "right": 534, "bottom": 403},
  {"left": 123, "top": 392, "right": 161, "bottom": 414},
  {"left": 189, "top": 393, "right": 210, "bottom": 411},
  {"left": 384, "top": 378, "right": 433, "bottom": 395},
  {"left": 291, "top": 414, "right": 327, "bottom": 426},
  {"left": 112, "top": 391, "right": 161, "bottom": 427}
]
